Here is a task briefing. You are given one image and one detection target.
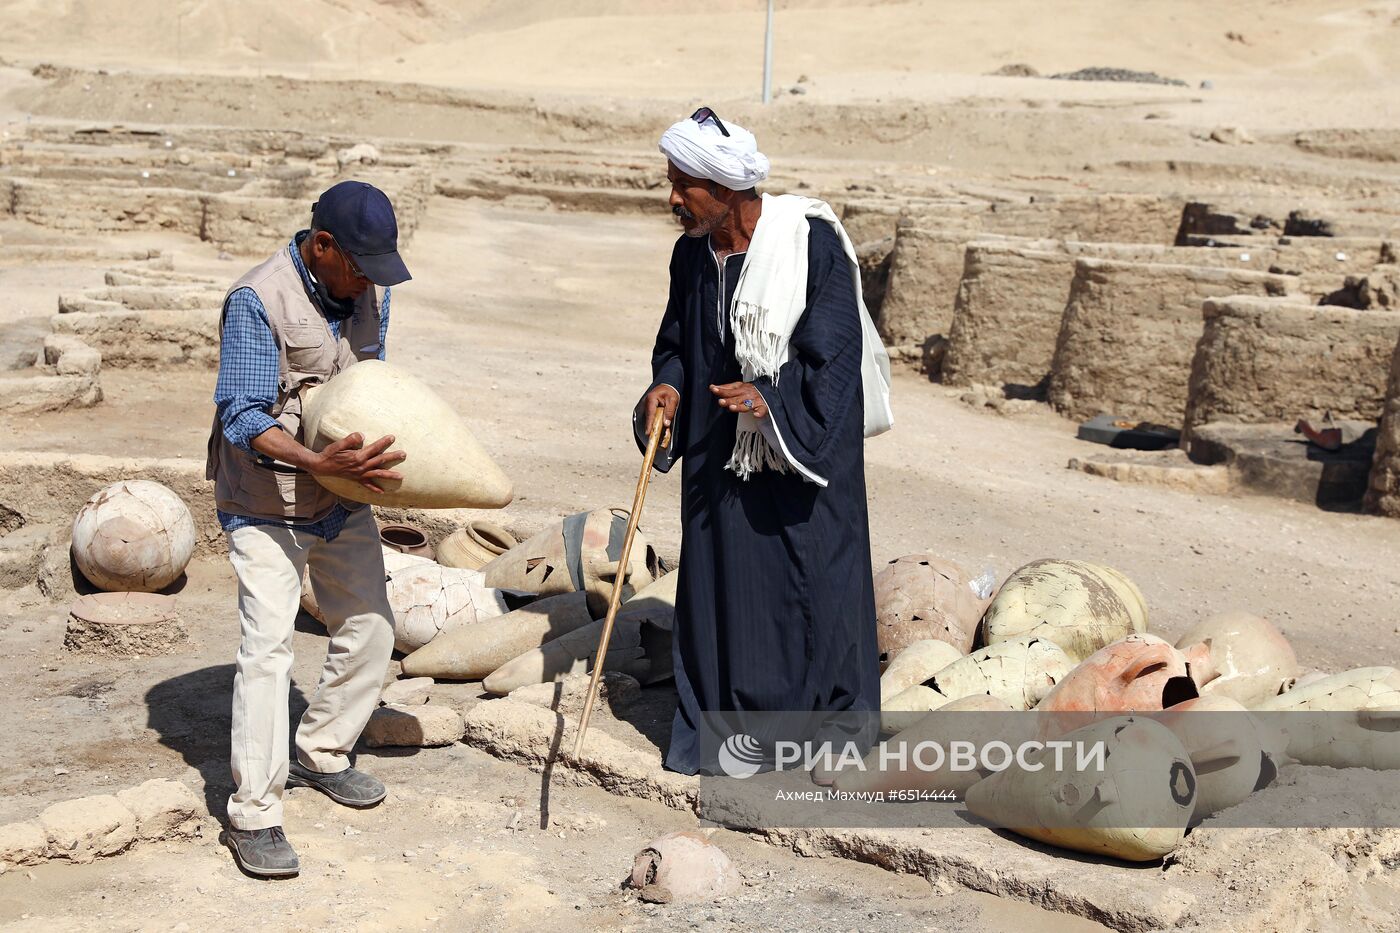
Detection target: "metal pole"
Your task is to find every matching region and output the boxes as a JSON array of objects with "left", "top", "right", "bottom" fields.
[{"left": 762, "top": 0, "right": 774, "bottom": 104}]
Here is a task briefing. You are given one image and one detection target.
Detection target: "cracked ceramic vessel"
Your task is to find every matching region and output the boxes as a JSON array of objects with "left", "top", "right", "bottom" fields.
[
  {"left": 1173, "top": 611, "right": 1299, "bottom": 707},
  {"left": 880, "top": 635, "right": 1073, "bottom": 736},
  {"left": 879, "top": 639, "right": 965, "bottom": 705},
  {"left": 1160, "top": 695, "right": 1285, "bottom": 823},
  {"left": 629, "top": 832, "right": 739, "bottom": 904},
  {"left": 1036, "top": 633, "right": 1198, "bottom": 718},
  {"left": 965, "top": 716, "right": 1196, "bottom": 862},
  {"left": 481, "top": 507, "right": 661, "bottom": 617},
  {"left": 481, "top": 596, "right": 674, "bottom": 696},
  {"left": 300, "top": 359, "right": 513, "bottom": 509},
  {"left": 301, "top": 547, "right": 513, "bottom": 653},
  {"left": 927, "top": 635, "right": 1073, "bottom": 710},
  {"left": 837, "top": 695, "right": 1023, "bottom": 795},
  {"left": 981, "top": 559, "right": 1148, "bottom": 663},
  {"left": 874, "top": 553, "right": 991, "bottom": 662},
  {"left": 401, "top": 591, "right": 595, "bottom": 681},
  {"left": 70, "top": 480, "right": 196, "bottom": 592},
  {"left": 1255, "top": 666, "right": 1400, "bottom": 769}
]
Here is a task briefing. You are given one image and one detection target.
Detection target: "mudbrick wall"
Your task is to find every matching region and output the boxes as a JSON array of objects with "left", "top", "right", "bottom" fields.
[
  {"left": 941, "top": 244, "right": 1078, "bottom": 391},
  {"left": 1048, "top": 259, "right": 1300, "bottom": 424},
  {"left": 1364, "top": 333, "right": 1400, "bottom": 518},
  {"left": 1183, "top": 296, "right": 1400, "bottom": 438}
]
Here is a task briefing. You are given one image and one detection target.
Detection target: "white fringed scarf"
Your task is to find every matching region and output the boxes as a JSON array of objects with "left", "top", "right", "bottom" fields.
[{"left": 725, "top": 193, "right": 894, "bottom": 484}]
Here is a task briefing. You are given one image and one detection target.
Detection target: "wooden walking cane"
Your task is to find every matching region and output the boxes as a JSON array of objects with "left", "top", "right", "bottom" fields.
[{"left": 573, "top": 406, "right": 670, "bottom": 756}]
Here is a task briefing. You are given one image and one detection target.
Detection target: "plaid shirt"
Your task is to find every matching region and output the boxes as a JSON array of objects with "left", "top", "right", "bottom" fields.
[{"left": 213, "top": 232, "right": 391, "bottom": 540}]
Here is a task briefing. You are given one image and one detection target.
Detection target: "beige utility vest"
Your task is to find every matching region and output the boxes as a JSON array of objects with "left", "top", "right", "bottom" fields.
[{"left": 205, "top": 244, "right": 382, "bottom": 522}]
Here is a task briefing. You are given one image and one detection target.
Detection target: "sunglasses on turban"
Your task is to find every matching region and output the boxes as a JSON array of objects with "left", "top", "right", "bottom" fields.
[{"left": 690, "top": 106, "right": 731, "bottom": 138}]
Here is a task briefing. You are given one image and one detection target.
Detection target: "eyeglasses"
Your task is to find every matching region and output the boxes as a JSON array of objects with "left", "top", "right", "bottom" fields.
[
  {"left": 690, "top": 106, "right": 730, "bottom": 138},
  {"left": 328, "top": 234, "right": 368, "bottom": 282}
]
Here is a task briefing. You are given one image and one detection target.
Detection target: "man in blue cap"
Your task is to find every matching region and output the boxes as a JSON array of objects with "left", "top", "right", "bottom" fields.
[{"left": 205, "top": 181, "right": 412, "bottom": 877}]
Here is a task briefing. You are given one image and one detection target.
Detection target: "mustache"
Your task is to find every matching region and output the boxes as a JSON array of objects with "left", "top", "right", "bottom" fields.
[{"left": 672, "top": 204, "right": 695, "bottom": 221}]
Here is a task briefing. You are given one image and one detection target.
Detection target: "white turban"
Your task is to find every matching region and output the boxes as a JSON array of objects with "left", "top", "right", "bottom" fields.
[{"left": 659, "top": 114, "right": 770, "bottom": 191}]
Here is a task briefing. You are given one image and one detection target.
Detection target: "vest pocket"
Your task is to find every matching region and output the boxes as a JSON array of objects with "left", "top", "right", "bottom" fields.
[
  {"left": 283, "top": 325, "right": 325, "bottom": 349},
  {"left": 282, "top": 324, "right": 327, "bottom": 376}
]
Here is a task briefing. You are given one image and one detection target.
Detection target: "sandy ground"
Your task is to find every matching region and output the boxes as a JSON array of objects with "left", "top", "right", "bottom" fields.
[
  {"left": 1, "top": 0, "right": 1400, "bottom": 928},
  {"left": 11, "top": 197, "right": 1400, "bottom": 672},
  {"left": 2, "top": 196, "right": 1400, "bottom": 930}
]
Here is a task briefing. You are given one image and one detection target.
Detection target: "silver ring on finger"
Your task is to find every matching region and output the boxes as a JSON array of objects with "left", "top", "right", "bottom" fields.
[{"left": 744, "top": 398, "right": 755, "bottom": 411}]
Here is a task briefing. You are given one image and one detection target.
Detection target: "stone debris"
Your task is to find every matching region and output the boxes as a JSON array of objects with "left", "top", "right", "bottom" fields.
[
  {"left": 989, "top": 63, "right": 1039, "bottom": 77},
  {"left": 0, "top": 822, "right": 48, "bottom": 873},
  {"left": 507, "top": 670, "right": 641, "bottom": 716},
  {"left": 336, "top": 142, "right": 381, "bottom": 169},
  {"left": 379, "top": 676, "right": 434, "bottom": 707},
  {"left": 1, "top": 779, "right": 204, "bottom": 870},
  {"left": 115, "top": 779, "right": 202, "bottom": 842},
  {"left": 363, "top": 702, "right": 465, "bottom": 748},
  {"left": 37, "top": 795, "right": 137, "bottom": 864},
  {"left": 1049, "top": 67, "right": 1188, "bottom": 87},
  {"left": 1067, "top": 449, "right": 1233, "bottom": 495},
  {"left": 1207, "top": 126, "right": 1255, "bottom": 146}
]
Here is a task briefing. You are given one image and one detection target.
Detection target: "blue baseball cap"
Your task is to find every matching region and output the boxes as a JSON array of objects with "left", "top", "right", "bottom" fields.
[{"left": 310, "top": 180, "right": 412, "bottom": 286}]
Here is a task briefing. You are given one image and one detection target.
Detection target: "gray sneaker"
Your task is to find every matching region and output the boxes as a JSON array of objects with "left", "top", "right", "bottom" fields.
[
  {"left": 224, "top": 826, "right": 299, "bottom": 878},
  {"left": 286, "top": 761, "right": 387, "bottom": 807}
]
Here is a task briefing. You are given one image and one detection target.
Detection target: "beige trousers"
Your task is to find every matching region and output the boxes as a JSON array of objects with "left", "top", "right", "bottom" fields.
[{"left": 225, "top": 506, "right": 394, "bottom": 830}]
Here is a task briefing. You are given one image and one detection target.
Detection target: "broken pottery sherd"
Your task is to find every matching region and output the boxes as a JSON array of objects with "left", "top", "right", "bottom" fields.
[
  {"left": 629, "top": 831, "right": 740, "bottom": 904},
  {"left": 482, "top": 507, "right": 661, "bottom": 617}
]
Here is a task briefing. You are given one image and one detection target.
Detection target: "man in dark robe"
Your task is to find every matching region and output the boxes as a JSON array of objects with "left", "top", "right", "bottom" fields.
[{"left": 634, "top": 109, "right": 891, "bottom": 776}]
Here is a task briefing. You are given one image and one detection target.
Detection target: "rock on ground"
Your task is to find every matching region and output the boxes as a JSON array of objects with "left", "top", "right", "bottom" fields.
[
  {"left": 116, "top": 779, "right": 202, "bottom": 842},
  {"left": 38, "top": 795, "right": 136, "bottom": 864},
  {"left": 508, "top": 671, "right": 641, "bottom": 716},
  {"left": 363, "top": 703, "right": 465, "bottom": 747},
  {"left": 380, "top": 676, "right": 434, "bottom": 706},
  {"left": 0, "top": 822, "right": 48, "bottom": 872}
]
